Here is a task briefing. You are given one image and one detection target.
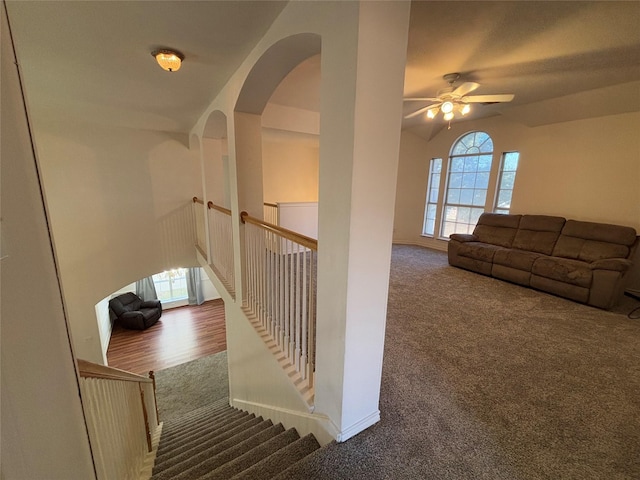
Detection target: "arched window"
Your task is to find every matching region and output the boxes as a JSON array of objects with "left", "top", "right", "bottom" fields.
[
  {"left": 422, "top": 131, "right": 519, "bottom": 239},
  {"left": 442, "top": 131, "right": 493, "bottom": 236}
]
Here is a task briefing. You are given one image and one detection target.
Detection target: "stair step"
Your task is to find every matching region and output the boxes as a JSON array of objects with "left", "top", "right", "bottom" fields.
[
  {"left": 160, "top": 407, "right": 242, "bottom": 442},
  {"left": 199, "top": 428, "right": 301, "bottom": 480},
  {"left": 153, "top": 417, "right": 269, "bottom": 474},
  {"left": 231, "top": 433, "right": 321, "bottom": 480},
  {"left": 156, "top": 413, "right": 256, "bottom": 461},
  {"left": 164, "top": 423, "right": 287, "bottom": 480},
  {"left": 161, "top": 399, "right": 230, "bottom": 428}
]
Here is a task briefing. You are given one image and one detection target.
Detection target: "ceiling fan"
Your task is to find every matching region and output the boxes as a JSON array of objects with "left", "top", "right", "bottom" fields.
[{"left": 404, "top": 73, "right": 515, "bottom": 121}]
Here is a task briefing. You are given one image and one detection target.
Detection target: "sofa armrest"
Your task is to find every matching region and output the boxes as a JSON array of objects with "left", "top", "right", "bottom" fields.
[
  {"left": 141, "top": 299, "right": 162, "bottom": 312},
  {"left": 449, "top": 233, "right": 477, "bottom": 243},
  {"left": 589, "top": 258, "right": 632, "bottom": 273}
]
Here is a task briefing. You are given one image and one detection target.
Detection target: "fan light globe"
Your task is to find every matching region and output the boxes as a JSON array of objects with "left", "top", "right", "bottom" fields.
[
  {"left": 426, "top": 108, "right": 438, "bottom": 119},
  {"left": 441, "top": 101, "right": 454, "bottom": 114},
  {"left": 443, "top": 112, "right": 454, "bottom": 121},
  {"left": 461, "top": 104, "right": 471, "bottom": 115},
  {"left": 152, "top": 49, "right": 184, "bottom": 72}
]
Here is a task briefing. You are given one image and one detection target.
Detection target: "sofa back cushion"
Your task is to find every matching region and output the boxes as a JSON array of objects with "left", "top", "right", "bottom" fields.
[
  {"left": 473, "top": 213, "right": 521, "bottom": 248},
  {"left": 109, "top": 292, "right": 143, "bottom": 317},
  {"left": 512, "top": 215, "right": 566, "bottom": 255},
  {"left": 552, "top": 220, "right": 638, "bottom": 262}
]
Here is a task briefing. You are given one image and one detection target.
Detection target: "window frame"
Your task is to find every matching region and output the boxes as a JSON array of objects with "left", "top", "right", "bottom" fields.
[
  {"left": 439, "top": 131, "right": 494, "bottom": 239},
  {"left": 493, "top": 151, "right": 520, "bottom": 215},
  {"left": 421, "top": 131, "right": 520, "bottom": 241},
  {"left": 422, "top": 157, "right": 443, "bottom": 237}
]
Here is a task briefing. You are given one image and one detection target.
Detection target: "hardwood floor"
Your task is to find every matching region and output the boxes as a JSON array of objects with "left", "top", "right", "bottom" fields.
[{"left": 106, "top": 299, "right": 226, "bottom": 375}]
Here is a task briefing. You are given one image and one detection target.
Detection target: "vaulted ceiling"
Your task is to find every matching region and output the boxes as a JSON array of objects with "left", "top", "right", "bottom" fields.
[{"left": 7, "top": 1, "right": 640, "bottom": 139}]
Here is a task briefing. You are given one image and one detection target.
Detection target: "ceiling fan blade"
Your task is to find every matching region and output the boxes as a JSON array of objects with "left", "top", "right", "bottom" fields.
[
  {"left": 452, "top": 82, "right": 480, "bottom": 97},
  {"left": 463, "top": 94, "right": 515, "bottom": 103},
  {"left": 404, "top": 97, "right": 440, "bottom": 102},
  {"left": 404, "top": 103, "right": 441, "bottom": 119}
]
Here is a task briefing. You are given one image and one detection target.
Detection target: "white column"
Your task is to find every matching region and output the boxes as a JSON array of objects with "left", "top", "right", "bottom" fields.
[{"left": 314, "top": 0, "right": 411, "bottom": 441}]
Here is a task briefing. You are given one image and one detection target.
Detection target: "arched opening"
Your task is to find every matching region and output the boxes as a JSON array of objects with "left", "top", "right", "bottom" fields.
[{"left": 233, "top": 33, "right": 321, "bottom": 222}]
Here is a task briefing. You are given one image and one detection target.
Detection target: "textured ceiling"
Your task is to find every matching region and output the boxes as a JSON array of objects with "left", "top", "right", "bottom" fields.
[{"left": 6, "top": 1, "right": 640, "bottom": 138}]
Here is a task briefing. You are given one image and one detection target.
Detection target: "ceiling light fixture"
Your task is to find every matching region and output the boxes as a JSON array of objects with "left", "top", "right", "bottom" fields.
[
  {"left": 424, "top": 100, "right": 472, "bottom": 121},
  {"left": 151, "top": 49, "right": 184, "bottom": 72}
]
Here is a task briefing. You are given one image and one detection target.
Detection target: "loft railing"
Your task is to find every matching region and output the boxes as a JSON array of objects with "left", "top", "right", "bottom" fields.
[
  {"left": 241, "top": 211, "right": 317, "bottom": 394},
  {"left": 208, "top": 201, "right": 235, "bottom": 298},
  {"left": 263, "top": 202, "right": 279, "bottom": 226},
  {"left": 192, "top": 197, "right": 207, "bottom": 257},
  {"left": 78, "top": 360, "right": 160, "bottom": 480}
]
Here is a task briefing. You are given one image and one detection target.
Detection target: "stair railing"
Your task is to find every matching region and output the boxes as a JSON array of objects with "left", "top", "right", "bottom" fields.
[
  {"left": 263, "top": 202, "right": 279, "bottom": 226},
  {"left": 241, "top": 211, "right": 317, "bottom": 391},
  {"left": 208, "top": 201, "right": 235, "bottom": 298},
  {"left": 78, "top": 359, "right": 160, "bottom": 480},
  {"left": 192, "top": 196, "right": 207, "bottom": 257}
]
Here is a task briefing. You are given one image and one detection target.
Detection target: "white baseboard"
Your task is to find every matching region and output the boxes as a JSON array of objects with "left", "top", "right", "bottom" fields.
[{"left": 336, "top": 410, "right": 380, "bottom": 442}]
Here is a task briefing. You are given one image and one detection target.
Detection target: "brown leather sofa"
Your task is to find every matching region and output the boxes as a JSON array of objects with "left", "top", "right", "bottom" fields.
[{"left": 448, "top": 213, "right": 639, "bottom": 309}]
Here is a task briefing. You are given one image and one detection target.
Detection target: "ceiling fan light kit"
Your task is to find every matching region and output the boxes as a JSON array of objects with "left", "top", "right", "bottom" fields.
[{"left": 404, "top": 72, "right": 515, "bottom": 125}]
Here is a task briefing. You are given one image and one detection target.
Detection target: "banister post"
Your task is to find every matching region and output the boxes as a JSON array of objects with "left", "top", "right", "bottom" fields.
[
  {"left": 149, "top": 371, "right": 159, "bottom": 425},
  {"left": 138, "top": 383, "right": 152, "bottom": 452}
]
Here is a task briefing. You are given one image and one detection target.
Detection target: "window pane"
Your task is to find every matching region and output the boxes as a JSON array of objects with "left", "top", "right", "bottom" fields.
[
  {"left": 464, "top": 156, "right": 478, "bottom": 172},
  {"left": 443, "top": 221, "right": 456, "bottom": 238},
  {"left": 451, "top": 157, "right": 465, "bottom": 172},
  {"left": 504, "top": 152, "right": 519, "bottom": 171},
  {"left": 427, "top": 204, "right": 437, "bottom": 220},
  {"left": 449, "top": 173, "right": 463, "bottom": 188},
  {"left": 429, "top": 188, "right": 439, "bottom": 203},
  {"left": 497, "top": 190, "right": 512, "bottom": 208},
  {"left": 476, "top": 172, "right": 490, "bottom": 189},
  {"left": 424, "top": 219, "right": 435, "bottom": 235},
  {"left": 478, "top": 155, "right": 492, "bottom": 172},
  {"left": 447, "top": 188, "right": 460, "bottom": 204},
  {"left": 473, "top": 189, "right": 487, "bottom": 206},
  {"left": 433, "top": 159, "right": 442, "bottom": 173},
  {"left": 460, "top": 189, "right": 474, "bottom": 204},
  {"left": 461, "top": 173, "right": 476, "bottom": 188},
  {"left": 501, "top": 171, "right": 516, "bottom": 189},
  {"left": 445, "top": 206, "right": 458, "bottom": 221},
  {"left": 471, "top": 208, "right": 484, "bottom": 224},
  {"left": 457, "top": 207, "right": 471, "bottom": 223}
]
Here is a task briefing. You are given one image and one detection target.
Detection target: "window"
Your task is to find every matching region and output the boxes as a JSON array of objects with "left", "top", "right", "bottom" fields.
[
  {"left": 152, "top": 268, "right": 188, "bottom": 302},
  {"left": 442, "top": 132, "right": 493, "bottom": 237},
  {"left": 494, "top": 152, "right": 520, "bottom": 214},
  {"left": 422, "top": 158, "right": 442, "bottom": 236},
  {"left": 423, "top": 131, "right": 519, "bottom": 239}
]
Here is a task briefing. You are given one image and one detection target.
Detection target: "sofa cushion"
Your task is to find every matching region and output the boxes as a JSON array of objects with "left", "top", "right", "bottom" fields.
[
  {"left": 473, "top": 213, "right": 521, "bottom": 248},
  {"left": 458, "top": 242, "right": 505, "bottom": 263},
  {"left": 512, "top": 215, "right": 565, "bottom": 255},
  {"left": 494, "top": 248, "right": 544, "bottom": 271},
  {"left": 532, "top": 256, "right": 592, "bottom": 288},
  {"left": 552, "top": 220, "right": 636, "bottom": 262}
]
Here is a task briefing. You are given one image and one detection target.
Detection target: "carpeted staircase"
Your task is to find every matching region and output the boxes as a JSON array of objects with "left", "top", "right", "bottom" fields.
[{"left": 151, "top": 397, "right": 321, "bottom": 480}]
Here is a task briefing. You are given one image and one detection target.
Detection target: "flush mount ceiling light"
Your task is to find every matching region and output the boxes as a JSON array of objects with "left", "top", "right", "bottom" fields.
[{"left": 151, "top": 49, "right": 184, "bottom": 72}]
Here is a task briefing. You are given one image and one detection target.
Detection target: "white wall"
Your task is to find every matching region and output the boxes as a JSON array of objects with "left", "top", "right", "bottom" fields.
[
  {"left": 394, "top": 112, "right": 640, "bottom": 249},
  {"left": 1, "top": 5, "right": 96, "bottom": 476},
  {"left": 262, "top": 140, "right": 319, "bottom": 204},
  {"left": 32, "top": 122, "right": 202, "bottom": 363}
]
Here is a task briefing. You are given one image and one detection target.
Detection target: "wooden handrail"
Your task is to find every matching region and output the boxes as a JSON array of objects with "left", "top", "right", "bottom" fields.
[
  {"left": 241, "top": 211, "right": 317, "bottom": 251},
  {"left": 78, "top": 359, "right": 152, "bottom": 384},
  {"left": 208, "top": 201, "right": 231, "bottom": 216},
  {"left": 193, "top": 196, "right": 204, "bottom": 205},
  {"left": 263, "top": 202, "right": 278, "bottom": 208}
]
